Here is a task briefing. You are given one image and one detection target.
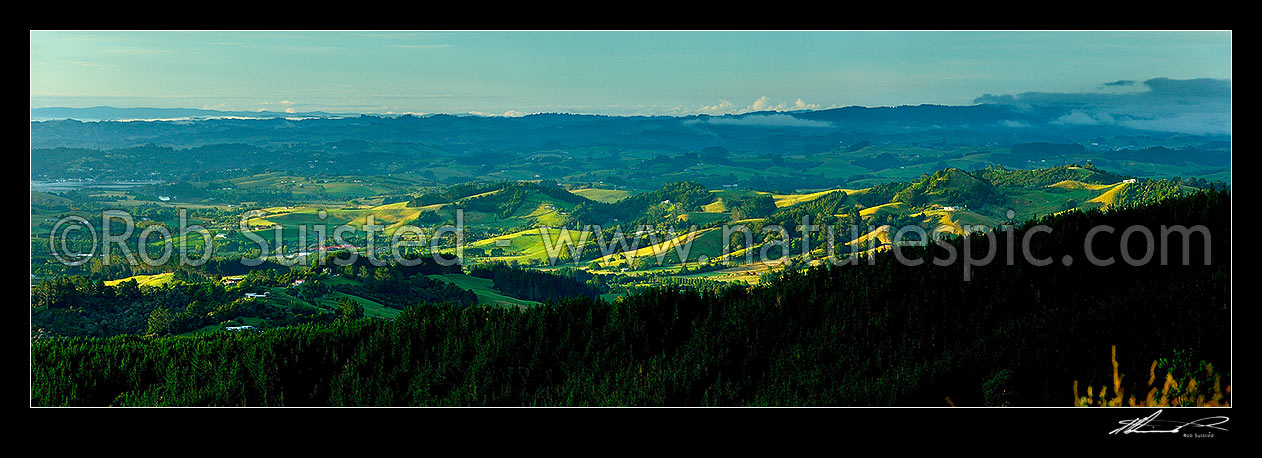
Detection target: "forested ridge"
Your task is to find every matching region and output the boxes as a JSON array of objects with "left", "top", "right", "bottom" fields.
[{"left": 31, "top": 190, "right": 1230, "bottom": 406}]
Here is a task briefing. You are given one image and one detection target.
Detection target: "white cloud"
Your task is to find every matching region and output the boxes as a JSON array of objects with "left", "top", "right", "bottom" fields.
[
  {"left": 697, "top": 99, "right": 738, "bottom": 115},
  {"left": 792, "top": 98, "right": 819, "bottom": 110},
  {"left": 696, "top": 96, "right": 823, "bottom": 115},
  {"left": 467, "top": 110, "right": 532, "bottom": 117},
  {"left": 749, "top": 96, "right": 775, "bottom": 111}
]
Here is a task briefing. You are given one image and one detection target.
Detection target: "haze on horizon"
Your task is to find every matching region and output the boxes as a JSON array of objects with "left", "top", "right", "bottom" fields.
[{"left": 30, "top": 30, "right": 1231, "bottom": 118}]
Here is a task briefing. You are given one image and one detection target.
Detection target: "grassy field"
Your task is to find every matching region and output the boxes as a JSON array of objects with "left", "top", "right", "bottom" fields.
[
  {"left": 468, "top": 227, "right": 597, "bottom": 263},
  {"left": 427, "top": 274, "right": 539, "bottom": 309},
  {"left": 1086, "top": 182, "right": 1130, "bottom": 209},
  {"left": 570, "top": 187, "right": 632, "bottom": 203},
  {"left": 920, "top": 209, "right": 1002, "bottom": 235},
  {"left": 229, "top": 173, "right": 407, "bottom": 200},
  {"left": 594, "top": 227, "right": 728, "bottom": 267},
  {"left": 702, "top": 199, "right": 728, "bottom": 213},
  {"left": 859, "top": 202, "right": 907, "bottom": 218},
  {"left": 104, "top": 272, "right": 175, "bottom": 288},
  {"left": 180, "top": 316, "right": 266, "bottom": 337},
  {"left": 770, "top": 189, "right": 857, "bottom": 207},
  {"left": 677, "top": 212, "right": 728, "bottom": 226},
  {"left": 316, "top": 291, "right": 400, "bottom": 319},
  {"left": 1047, "top": 179, "right": 1113, "bottom": 191},
  {"left": 845, "top": 225, "right": 893, "bottom": 247},
  {"left": 1005, "top": 185, "right": 1101, "bottom": 221}
]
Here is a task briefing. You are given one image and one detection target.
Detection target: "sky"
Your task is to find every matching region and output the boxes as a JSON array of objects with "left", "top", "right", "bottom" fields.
[{"left": 29, "top": 30, "right": 1232, "bottom": 117}]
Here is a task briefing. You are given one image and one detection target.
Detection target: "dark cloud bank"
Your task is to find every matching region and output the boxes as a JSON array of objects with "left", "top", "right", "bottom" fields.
[{"left": 975, "top": 77, "right": 1231, "bottom": 136}]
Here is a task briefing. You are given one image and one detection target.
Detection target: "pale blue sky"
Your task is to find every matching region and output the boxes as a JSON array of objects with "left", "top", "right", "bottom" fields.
[{"left": 29, "top": 30, "right": 1232, "bottom": 116}]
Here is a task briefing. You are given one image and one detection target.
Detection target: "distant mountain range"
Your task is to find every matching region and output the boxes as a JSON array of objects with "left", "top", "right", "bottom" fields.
[
  {"left": 30, "top": 106, "right": 351, "bottom": 122},
  {"left": 30, "top": 104, "right": 1230, "bottom": 153}
]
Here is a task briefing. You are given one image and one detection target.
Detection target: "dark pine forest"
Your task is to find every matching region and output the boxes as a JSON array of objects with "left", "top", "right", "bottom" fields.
[{"left": 30, "top": 190, "right": 1230, "bottom": 406}]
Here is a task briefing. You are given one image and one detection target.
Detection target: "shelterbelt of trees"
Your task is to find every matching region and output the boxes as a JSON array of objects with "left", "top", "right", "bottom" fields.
[
  {"left": 31, "top": 190, "right": 1230, "bottom": 406},
  {"left": 468, "top": 262, "right": 606, "bottom": 302}
]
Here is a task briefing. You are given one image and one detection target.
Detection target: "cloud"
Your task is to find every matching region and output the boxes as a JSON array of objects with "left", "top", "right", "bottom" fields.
[
  {"left": 467, "top": 110, "right": 532, "bottom": 117},
  {"left": 749, "top": 96, "right": 775, "bottom": 111},
  {"left": 1143, "top": 77, "right": 1231, "bottom": 98},
  {"left": 697, "top": 99, "right": 738, "bottom": 115},
  {"left": 792, "top": 98, "right": 820, "bottom": 110},
  {"left": 696, "top": 96, "right": 823, "bottom": 115},
  {"left": 1118, "top": 112, "right": 1230, "bottom": 134},
  {"left": 1052, "top": 110, "right": 1115, "bottom": 126},
  {"left": 975, "top": 77, "right": 1231, "bottom": 135}
]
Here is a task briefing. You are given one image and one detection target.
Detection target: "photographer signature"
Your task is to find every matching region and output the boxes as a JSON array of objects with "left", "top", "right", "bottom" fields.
[{"left": 1109, "top": 409, "right": 1229, "bottom": 435}]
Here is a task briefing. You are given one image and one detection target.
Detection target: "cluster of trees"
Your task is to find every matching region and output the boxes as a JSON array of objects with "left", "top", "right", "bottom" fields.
[
  {"left": 32, "top": 276, "right": 241, "bottom": 338},
  {"left": 406, "top": 182, "right": 501, "bottom": 207},
  {"left": 977, "top": 163, "right": 1128, "bottom": 188},
  {"left": 32, "top": 253, "right": 476, "bottom": 338},
  {"left": 571, "top": 182, "right": 712, "bottom": 227},
  {"left": 31, "top": 190, "right": 1230, "bottom": 406},
  {"left": 406, "top": 181, "right": 587, "bottom": 218},
  {"left": 1178, "top": 176, "right": 1229, "bottom": 191},
  {"left": 892, "top": 168, "right": 1006, "bottom": 209},
  {"left": 853, "top": 181, "right": 911, "bottom": 208},
  {"left": 331, "top": 268, "right": 477, "bottom": 309},
  {"left": 737, "top": 190, "right": 882, "bottom": 259},
  {"left": 726, "top": 194, "right": 778, "bottom": 221},
  {"left": 757, "top": 191, "right": 860, "bottom": 238},
  {"left": 30, "top": 266, "right": 342, "bottom": 339},
  {"left": 1111, "top": 178, "right": 1186, "bottom": 209},
  {"left": 456, "top": 181, "right": 587, "bottom": 219},
  {"left": 253, "top": 256, "right": 476, "bottom": 309},
  {"left": 468, "top": 262, "right": 604, "bottom": 302}
]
